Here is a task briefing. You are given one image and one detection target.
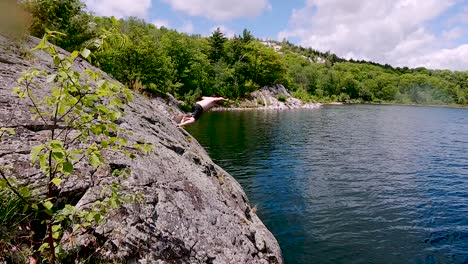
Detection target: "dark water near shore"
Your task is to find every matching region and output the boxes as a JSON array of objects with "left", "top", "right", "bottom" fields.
[{"left": 187, "top": 105, "right": 468, "bottom": 264}]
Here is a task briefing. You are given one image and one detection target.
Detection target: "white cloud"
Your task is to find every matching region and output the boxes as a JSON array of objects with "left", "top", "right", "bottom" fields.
[
  {"left": 179, "top": 21, "right": 194, "bottom": 34},
  {"left": 442, "top": 27, "right": 464, "bottom": 41},
  {"left": 83, "top": 0, "right": 151, "bottom": 18},
  {"left": 407, "top": 44, "right": 468, "bottom": 71},
  {"left": 161, "top": 0, "right": 270, "bottom": 21},
  {"left": 278, "top": 0, "right": 468, "bottom": 70},
  {"left": 152, "top": 19, "right": 170, "bottom": 28}
]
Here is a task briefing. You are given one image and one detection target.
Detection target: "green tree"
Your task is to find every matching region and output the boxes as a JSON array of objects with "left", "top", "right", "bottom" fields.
[
  {"left": 23, "top": 0, "right": 94, "bottom": 51},
  {"left": 208, "top": 27, "right": 227, "bottom": 63},
  {"left": 97, "top": 36, "right": 176, "bottom": 93},
  {"left": 160, "top": 31, "right": 212, "bottom": 97},
  {"left": 244, "top": 41, "right": 287, "bottom": 89}
]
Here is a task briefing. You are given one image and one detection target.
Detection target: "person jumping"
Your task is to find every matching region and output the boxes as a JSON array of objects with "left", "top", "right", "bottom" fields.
[{"left": 177, "top": 96, "right": 227, "bottom": 126}]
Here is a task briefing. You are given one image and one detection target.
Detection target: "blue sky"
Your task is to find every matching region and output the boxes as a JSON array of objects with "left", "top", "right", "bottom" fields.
[
  {"left": 83, "top": 0, "right": 468, "bottom": 70},
  {"left": 148, "top": 0, "right": 304, "bottom": 41}
]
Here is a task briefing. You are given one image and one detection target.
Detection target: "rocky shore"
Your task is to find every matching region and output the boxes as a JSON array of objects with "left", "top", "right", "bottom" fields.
[{"left": 213, "top": 85, "right": 322, "bottom": 111}]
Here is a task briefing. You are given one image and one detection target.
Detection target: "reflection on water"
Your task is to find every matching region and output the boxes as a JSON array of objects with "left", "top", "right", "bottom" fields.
[{"left": 187, "top": 105, "right": 468, "bottom": 264}]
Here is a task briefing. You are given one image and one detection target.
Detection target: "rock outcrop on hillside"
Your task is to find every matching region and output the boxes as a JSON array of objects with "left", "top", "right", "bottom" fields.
[
  {"left": 218, "top": 85, "right": 321, "bottom": 110},
  {"left": 0, "top": 35, "right": 282, "bottom": 263}
]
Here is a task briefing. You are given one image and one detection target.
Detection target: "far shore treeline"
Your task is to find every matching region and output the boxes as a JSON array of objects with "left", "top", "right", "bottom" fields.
[{"left": 16, "top": 0, "right": 468, "bottom": 107}]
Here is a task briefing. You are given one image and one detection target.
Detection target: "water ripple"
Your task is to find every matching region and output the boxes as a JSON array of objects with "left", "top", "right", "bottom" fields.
[{"left": 188, "top": 105, "right": 468, "bottom": 264}]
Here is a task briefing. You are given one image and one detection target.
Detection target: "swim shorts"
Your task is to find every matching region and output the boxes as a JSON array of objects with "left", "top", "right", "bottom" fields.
[{"left": 191, "top": 103, "right": 204, "bottom": 120}]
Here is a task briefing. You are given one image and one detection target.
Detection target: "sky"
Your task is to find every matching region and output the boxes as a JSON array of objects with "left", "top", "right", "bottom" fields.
[{"left": 83, "top": 0, "right": 468, "bottom": 71}]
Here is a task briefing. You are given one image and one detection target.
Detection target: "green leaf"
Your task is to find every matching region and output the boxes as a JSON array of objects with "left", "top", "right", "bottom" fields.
[
  {"left": 50, "top": 140, "right": 63, "bottom": 147},
  {"left": 40, "top": 154, "right": 48, "bottom": 169},
  {"left": 85, "top": 212, "right": 94, "bottom": 222},
  {"left": 63, "top": 161, "right": 73, "bottom": 174},
  {"left": 89, "top": 153, "right": 101, "bottom": 168},
  {"left": 19, "top": 186, "right": 30, "bottom": 197},
  {"left": 23, "top": 204, "right": 29, "bottom": 213},
  {"left": 90, "top": 125, "right": 102, "bottom": 135},
  {"left": 53, "top": 56, "right": 60, "bottom": 66},
  {"left": 12, "top": 86, "right": 22, "bottom": 94},
  {"left": 31, "top": 145, "right": 44, "bottom": 163},
  {"left": 58, "top": 104, "right": 67, "bottom": 115},
  {"left": 73, "top": 224, "right": 81, "bottom": 232},
  {"left": 71, "top": 51, "right": 79, "bottom": 59},
  {"left": 81, "top": 48, "right": 91, "bottom": 59},
  {"left": 94, "top": 213, "right": 102, "bottom": 223},
  {"left": 52, "top": 87, "right": 61, "bottom": 97},
  {"left": 38, "top": 242, "right": 50, "bottom": 252},
  {"left": 51, "top": 151, "right": 64, "bottom": 160},
  {"left": 108, "top": 124, "right": 117, "bottom": 132},
  {"left": 52, "top": 231, "right": 60, "bottom": 239},
  {"left": 43, "top": 201, "right": 53, "bottom": 210},
  {"left": 51, "top": 177, "right": 62, "bottom": 186},
  {"left": 61, "top": 204, "right": 75, "bottom": 216},
  {"left": 52, "top": 224, "right": 61, "bottom": 232},
  {"left": 143, "top": 144, "right": 152, "bottom": 154}
]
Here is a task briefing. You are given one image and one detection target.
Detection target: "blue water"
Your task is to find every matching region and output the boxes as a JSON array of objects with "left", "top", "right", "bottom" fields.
[{"left": 187, "top": 105, "right": 468, "bottom": 264}]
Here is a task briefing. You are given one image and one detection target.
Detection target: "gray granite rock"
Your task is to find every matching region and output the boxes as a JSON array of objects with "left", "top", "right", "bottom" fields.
[
  {"left": 0, "top": 35, "right": 282, "bottom": 263},
  {"left": 250, "top": 85, "right": 322, "bottom": 109},
  {"left": 214, "top": 85, "right": 322, "bottom": 111}
]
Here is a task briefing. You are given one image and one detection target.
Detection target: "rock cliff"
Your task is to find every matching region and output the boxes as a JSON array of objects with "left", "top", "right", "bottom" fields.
[{"left": 0, "top": 35, "right": 282, "bottom": 263}]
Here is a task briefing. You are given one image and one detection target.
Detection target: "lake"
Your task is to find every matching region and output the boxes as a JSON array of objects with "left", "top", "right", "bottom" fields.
[{"left": 186, "top": 104, "right": 468, "bottom": 264}]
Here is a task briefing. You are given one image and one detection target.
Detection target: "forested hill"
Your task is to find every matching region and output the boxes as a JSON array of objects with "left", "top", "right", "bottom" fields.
[{"left": 19, "top": 0, "right": 468, "bottom": 106}]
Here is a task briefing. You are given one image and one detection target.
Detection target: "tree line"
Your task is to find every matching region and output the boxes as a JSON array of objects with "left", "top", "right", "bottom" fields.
[{"left": 21, "top": 0, "right": 468, "bottom": 106}]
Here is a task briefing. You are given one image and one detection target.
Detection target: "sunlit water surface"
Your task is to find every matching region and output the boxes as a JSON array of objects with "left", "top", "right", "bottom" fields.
[{"left": 187, "top": 105, "right": 468, "bottom": 264}]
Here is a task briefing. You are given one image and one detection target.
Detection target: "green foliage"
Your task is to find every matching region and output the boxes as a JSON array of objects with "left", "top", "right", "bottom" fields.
[
  {"left": 179, "top": 88, "right": 202, "bottom": 112},
  {"left": 292, "top": 88, "right": 313, "bottom": 102},
  {"left": 208, "top": 27, "right": 227, "bottom": 63},
  {"left": 23, "top": 0, "right": 95, "bottom": 51},
  {"left": 244, "top": 41, "right": 287, "bottom": 88},
  {"left": 0, "top": 127, "right": 15, "bottom": 137},
  {"left": 91, "top": 20, "right": 288, "bottom": 100},
  {"left": 212, "top": 61, "right": 235, "bottom": 98},
  {"left": 277, "top": 94, "right": 288, "bottom": 102},
  {"left": 158, "top": 30, "right": 211, "bottom": 97},
  {"left": 94, "top": 17, "right": 178, "bottom": 95},
  {"left": 0, "top": 176, "right": 34, "bottom": 262},
  {"left": 1, "top": 31, "right": 152, "bottom": 262}
]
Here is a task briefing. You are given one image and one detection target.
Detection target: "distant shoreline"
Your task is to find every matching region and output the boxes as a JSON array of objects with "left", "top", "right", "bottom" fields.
[
  {"left": 211, "top": 101, "right": 468, "bottom": 111},
  {"left": 340, "top": 102, "right": 468, "bottom": 109},
  {"left": 211, "top": 102, "right": 325, "bottom": 111}
]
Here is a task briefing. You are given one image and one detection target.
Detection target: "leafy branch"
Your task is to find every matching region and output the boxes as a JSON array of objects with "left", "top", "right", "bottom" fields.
[{"left": 4, "top": 29, "right": 153, "bottom": 263}]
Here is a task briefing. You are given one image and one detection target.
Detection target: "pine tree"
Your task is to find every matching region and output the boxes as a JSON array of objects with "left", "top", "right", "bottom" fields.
[{"left": 208, "top": 27, "right": 227, "bottom": 63}]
